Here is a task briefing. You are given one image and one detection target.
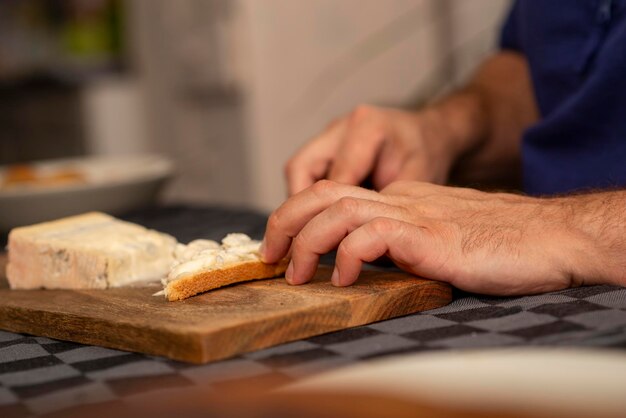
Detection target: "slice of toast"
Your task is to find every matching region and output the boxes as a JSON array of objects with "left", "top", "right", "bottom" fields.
[
  {"left": 158, "top": 234, "right": 289, "bottom": 301},
  {"left": 163, "top": 258, "right": 289, "bottom": 301}
]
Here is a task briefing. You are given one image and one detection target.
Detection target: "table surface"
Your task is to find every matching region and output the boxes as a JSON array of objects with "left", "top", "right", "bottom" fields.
[{"left": 1, "top": 206, "right": 626, "bottom": 417}]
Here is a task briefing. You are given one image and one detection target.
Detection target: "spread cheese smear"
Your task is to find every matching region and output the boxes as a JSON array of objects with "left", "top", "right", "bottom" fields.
[{"left": 153, "top": 233, "right": 262, "bottom": 298}]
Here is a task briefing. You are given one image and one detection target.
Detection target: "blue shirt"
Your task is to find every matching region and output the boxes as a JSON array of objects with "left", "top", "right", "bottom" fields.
[{"left": 500, "top": 0, "right": 626, "bottom": 195}]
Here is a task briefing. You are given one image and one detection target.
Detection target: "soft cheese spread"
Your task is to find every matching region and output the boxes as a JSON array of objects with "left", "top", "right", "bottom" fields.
[{"left": 158, "top": 233, "right": 262, "bottom": 293}]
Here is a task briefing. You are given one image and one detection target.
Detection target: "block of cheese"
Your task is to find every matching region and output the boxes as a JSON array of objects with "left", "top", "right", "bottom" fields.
[
  {"left": 6, "top": 212, "right": 178, "bottom": 289},
  {"left": 157, "top": 233, "right": 288, "bottom": 301}
]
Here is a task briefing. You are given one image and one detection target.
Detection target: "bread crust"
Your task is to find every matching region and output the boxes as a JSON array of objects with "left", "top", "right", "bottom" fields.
[{"left": 165, "top": 259, "right": 289, "bottom": 301}]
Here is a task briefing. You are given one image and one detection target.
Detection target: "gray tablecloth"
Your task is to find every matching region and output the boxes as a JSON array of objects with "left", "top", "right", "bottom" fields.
[{"left": 1, "top": 206, "right": 626, "bottom": 417}]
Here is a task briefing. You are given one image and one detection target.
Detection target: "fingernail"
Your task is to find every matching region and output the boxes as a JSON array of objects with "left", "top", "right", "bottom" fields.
[
  {"left": 285, "top": 260, "right": 294, "bottom": 284},
  {"left": 330, "top": 267, "right": 340, "bottom": 286}
]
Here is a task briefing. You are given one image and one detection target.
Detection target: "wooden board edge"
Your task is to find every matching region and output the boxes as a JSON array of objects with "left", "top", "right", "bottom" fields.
[
  {"left": 193, "top": 305, "right": 350, "bottom": 363},
  {"left": 347, "top": 280, "right": 453, "bottom": 326},
  {"left": 0, "top": 305, "right": 204, "bottom": 362}
]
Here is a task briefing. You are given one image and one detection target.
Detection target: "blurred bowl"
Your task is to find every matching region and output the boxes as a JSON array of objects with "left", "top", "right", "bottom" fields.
[
  {"left": 284, "top": 348, "right": 626, "bottom": 418},
  {"left": 0, "top": 154, "right": 174, "bottom": 231}
]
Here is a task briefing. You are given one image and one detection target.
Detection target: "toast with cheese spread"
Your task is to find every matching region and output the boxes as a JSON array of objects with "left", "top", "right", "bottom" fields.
[{"left": 156, "top": 234, "right": 289, "bottom": 301}]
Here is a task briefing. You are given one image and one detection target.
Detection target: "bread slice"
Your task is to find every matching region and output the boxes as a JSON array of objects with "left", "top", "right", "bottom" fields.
[
  {"left": 162, "top": 258, "right": 289, "bottom": 301},
  {"left": 7, "top": 212, "right": 177, "bottom": 289},
  {"left": 158, "top": 234, "right": 289, "bottom": 301}
]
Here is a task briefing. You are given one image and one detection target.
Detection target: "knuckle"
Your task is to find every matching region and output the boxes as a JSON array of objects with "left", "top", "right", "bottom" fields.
[
  {"left": 337, "top": 239, "right": 356, "bottom": 259},
  {"left": 267, "top": 211, "right": 283, "bottom": 232},
  {"left": 349, "top": 104, "right": 377, "bottom": 124},
  {"left": 310, "top": 179, "right": 337, "bottom": 195},
  {"left": 292, "top": 233, "right": 309, "bottom": 253},
  {"left": 369, "top": 217, "right": 397, "bottom": 235},
  {"left": 334, "top": 197, "right": 361, "bottom": 216}
]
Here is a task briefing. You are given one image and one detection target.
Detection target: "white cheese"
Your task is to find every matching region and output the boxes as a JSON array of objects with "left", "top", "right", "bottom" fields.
[{"left": 7, "top": 212, "right": 178, "bottom": 289}]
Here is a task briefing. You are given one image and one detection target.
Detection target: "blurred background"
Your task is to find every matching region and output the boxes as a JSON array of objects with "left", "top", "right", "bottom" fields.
[{"left": 0, "top": 0, "right": 511, "bottom": 213}]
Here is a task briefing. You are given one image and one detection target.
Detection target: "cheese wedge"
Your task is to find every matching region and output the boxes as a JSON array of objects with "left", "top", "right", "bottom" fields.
[
  {"left": 157, "top": 233, "right": 288, "bottom": 301},
  {"left": 6, "top": 212, "right": 177, "bottom": 289}
]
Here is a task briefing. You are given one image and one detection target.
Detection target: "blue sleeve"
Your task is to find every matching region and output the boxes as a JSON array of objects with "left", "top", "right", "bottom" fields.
[{"left": 500, "top": 0, "right": 523, "bottom": 51}]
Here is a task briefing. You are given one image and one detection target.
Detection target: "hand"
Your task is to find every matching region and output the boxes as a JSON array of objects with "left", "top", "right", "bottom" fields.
[
  {"left": 285, "top": 105, "right": 460, "bottom": 195},
  {"left": 261, "top": 180, "right": 602, "bottom": 296}
]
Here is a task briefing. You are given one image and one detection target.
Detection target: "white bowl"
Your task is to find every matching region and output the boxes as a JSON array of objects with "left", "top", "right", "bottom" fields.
[
  {"left": 285, "top": 348, "right": 626, "bottom": 418},
  {"left": 0, "top": 154, "right": 174, "bottom": 231}
]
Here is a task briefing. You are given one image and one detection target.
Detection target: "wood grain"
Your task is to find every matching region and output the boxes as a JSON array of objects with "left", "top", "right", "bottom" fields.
[
  {"left": 0, "top": 264, "right": 451, "bottom": 363},
  {"left": 0, "top": 252, "right": 7, "bottom": 284}
]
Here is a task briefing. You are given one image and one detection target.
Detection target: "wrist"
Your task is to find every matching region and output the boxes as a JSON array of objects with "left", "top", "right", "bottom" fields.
[
  {"left": 420, "top": 87, "right": 488, "bottom": 164},
  {"left": 552, "top": 192, "right": 626, "bottom": 287}
]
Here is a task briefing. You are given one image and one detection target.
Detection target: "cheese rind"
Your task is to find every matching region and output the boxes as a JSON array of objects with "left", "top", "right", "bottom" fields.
[{"left": 7, "top": 212, "right": 177, "bottom": 289}]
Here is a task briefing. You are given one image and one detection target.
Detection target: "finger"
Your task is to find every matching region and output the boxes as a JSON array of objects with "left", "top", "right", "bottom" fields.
[
  {"left": 288, "top": 198, "right": 407, "bottom": 285},
  {"left": 262, "top": 180, "right": 385, "bottom": 263},
  {"left": 394, "top": 155, "right": 434, "bottom": 183},
  {"left": 371, "top": 138, "right": 407, "bottom": 190},
  {"left": 327, "top": 107, "right": 387, "bottom": 185},
  {"left": 286, "top": 120, "right": 346, "bottom": 196},
  {"left": 333, "top": 217, "right": 431, "bottom": 287},
  {"left": 286, "top": 155, "right": 329, "bottom": 197}
]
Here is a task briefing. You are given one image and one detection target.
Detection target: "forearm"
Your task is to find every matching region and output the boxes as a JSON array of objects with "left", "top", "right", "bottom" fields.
[
  {"left": 556, "top": 190, "right": 626, "bottom": 287},
  {"left": 423, "top": 51, "right": 539, "bottom": 189}
]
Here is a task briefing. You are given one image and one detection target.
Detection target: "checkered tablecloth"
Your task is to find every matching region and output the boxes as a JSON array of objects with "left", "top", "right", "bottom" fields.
[{"left": 2, "top": 206, "right": 626, "bottom": 417}]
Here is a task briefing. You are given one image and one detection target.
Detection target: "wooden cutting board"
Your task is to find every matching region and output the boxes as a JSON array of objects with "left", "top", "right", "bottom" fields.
[{"left": 0, "top": 255, "right": 451, "bottom": 363}]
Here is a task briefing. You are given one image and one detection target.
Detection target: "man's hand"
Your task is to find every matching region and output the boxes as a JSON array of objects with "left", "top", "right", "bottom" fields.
[
  {"left": 262, "top": 180, "right": 624, "bottom": 296},
  {"left": 285, "top": 52, "right": 538, "bottom": 195},
  {"left": 285, "top": 105, "right": 463, "bottom": 195}
]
